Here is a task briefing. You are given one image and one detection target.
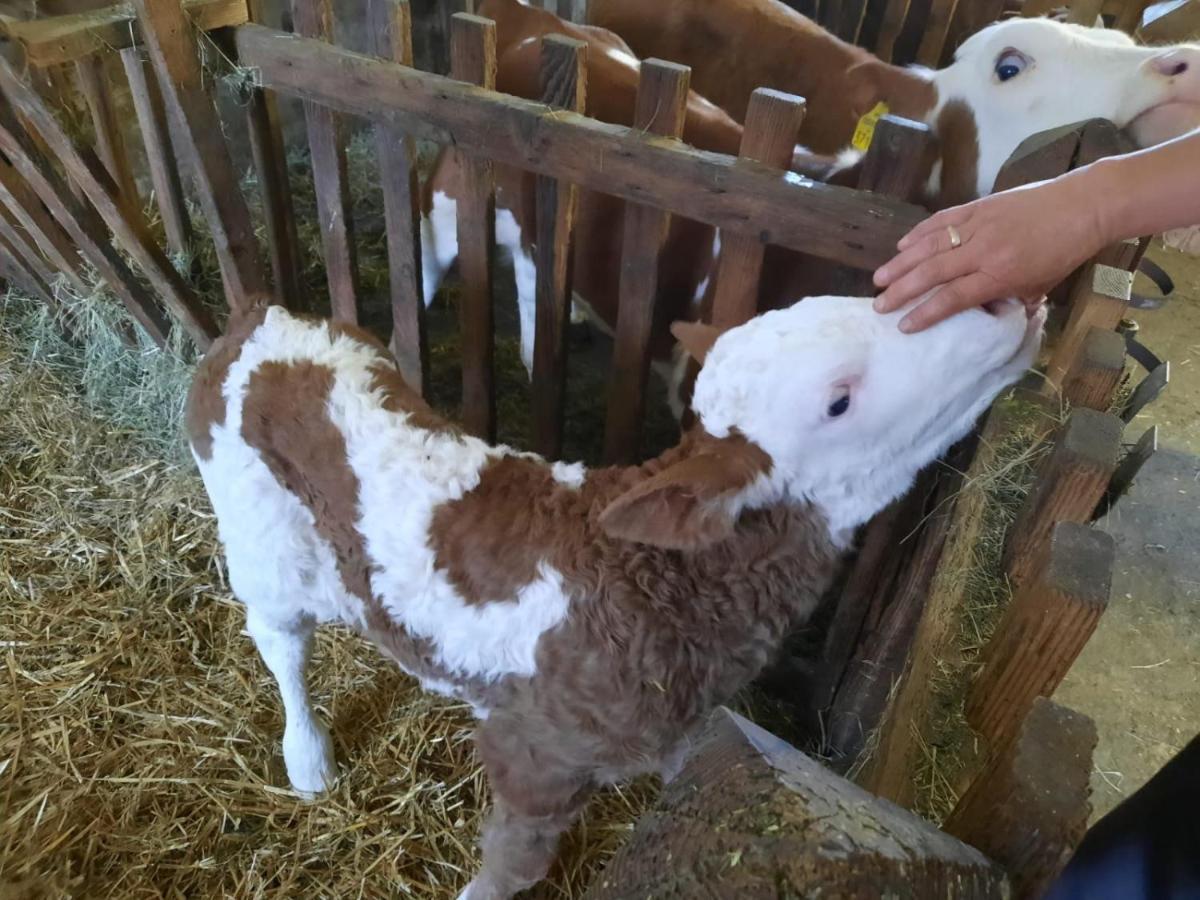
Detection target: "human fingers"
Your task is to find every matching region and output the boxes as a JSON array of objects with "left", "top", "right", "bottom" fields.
[
  {"left": 895, "top": 205, "right": 973, "bottom": 252},
  {"left": 874, "top": 241, "right": 981, "bottom": 313},
  {"left": 898, "top": 272, "right": 1004, "bottom": 333}
]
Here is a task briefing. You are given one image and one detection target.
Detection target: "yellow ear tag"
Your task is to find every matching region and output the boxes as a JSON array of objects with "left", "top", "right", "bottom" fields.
[{"left": 851, "top": 102, "right": 889, "bottom": 152}]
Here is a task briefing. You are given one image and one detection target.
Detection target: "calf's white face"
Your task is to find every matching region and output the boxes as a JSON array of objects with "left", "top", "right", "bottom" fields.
[
  {"left": 687, "top": 296, "right": 1044, "bottom": 538},
  {"left": 934, "top": 19, "right": 1200, "bottom": 197}
]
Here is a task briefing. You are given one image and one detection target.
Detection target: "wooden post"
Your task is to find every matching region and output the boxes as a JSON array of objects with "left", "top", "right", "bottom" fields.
[
  {"left": 291, "top": 0, "right": 360, "bottom": 322},
  {"left": 1062, "top": 326, "right": 1125, "bottom": 411},
  {"left": 0, "top": 154, "right": 88, "bottom": 294},
  {"left": 916, "top": 0, "right": 961, "bottom": 67},
  {"left": 946, "top": 698, "right": 1096, "bottom": 899},
  {"left": 0, "top": 61, "right": 213, "bottom": 346},
  {"left": 439, "top": 0, "right": 475, "bottom": 73},
  {"left": 709, "top": 88, "right": 807, "bottom": 330},
  {"left": 968, "top": 523, "right": 1113, "bottom": 747},
  {"left": 1046, "top": 263, "right": 1132, "bottom": 391},
  {"left": 586, "top": 707, "right": 1007, "bottom": 899},
  {"left": 119, "top": 47, "right": 192, "bottom": 258},
  {"left": 531, "top": 34, "right": 586, "bottom": 460},
  {"left": 369, "top": 0, "right": 428, "bottom": 393},
  {"left": 73, "top": 53, "right": 142, "bottom": 222},
  {"left": 1003, "top": 408, "right": 1121, "bottom": 588},
  {"left": 1066, "top": 0, "right": 1104, "bottom": 25},
  {"left": 603, "top": 59, "right": 689, "bottom": 464},
  {"left": 1115, "top": 0, "right": 1152, "bottom": 31},
  {"left": 451, "top": 13, "right": 499, "bottom": 442},
  {"left": 875, "top": 0, "right": 914, "bottom": 61}
]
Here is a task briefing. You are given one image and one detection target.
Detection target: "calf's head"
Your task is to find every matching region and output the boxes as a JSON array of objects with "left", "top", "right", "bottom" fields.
[
  {"left": 611, "top": 296, "right": 1043, "bottom": 546},
  {"left": 849, "top": 19, "right": 1200, "bottom": 204}
]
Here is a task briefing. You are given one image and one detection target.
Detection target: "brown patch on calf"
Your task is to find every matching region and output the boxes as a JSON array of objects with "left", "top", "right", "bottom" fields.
[
  {"left": 185, "top": 304, "right": 270, "bottom": 460},
  {"left": 933, "top": 100, "right": 981, "bottom": 209}
]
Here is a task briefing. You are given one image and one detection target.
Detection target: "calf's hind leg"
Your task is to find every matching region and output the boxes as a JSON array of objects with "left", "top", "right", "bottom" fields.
[{"left": 245, "top": 609, "right": 336, "bottom": 796}]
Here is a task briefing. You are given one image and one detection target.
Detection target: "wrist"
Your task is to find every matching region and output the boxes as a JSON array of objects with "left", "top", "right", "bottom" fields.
[{"left": 1074, "top": 157, "right": 1127, "bottom": 249}]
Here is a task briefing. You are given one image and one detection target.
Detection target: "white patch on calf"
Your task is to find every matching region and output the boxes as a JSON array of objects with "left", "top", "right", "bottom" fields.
[
  {"left": 495, "top": 208, "right": 539, "bottom": 377},
  {"left": 421, "top": 191, "right": 459, "bottom": 306}
]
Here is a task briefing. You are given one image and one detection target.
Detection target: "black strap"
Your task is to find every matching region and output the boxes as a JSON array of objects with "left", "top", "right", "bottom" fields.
[{"left": 1130, "top": 256, "right": 1175, "bottom": 310}]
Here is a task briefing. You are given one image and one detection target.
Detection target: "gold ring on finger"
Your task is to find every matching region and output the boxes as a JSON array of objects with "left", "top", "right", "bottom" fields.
[{"left": 947, "top": 225, "right": 962, "bottom": 249}]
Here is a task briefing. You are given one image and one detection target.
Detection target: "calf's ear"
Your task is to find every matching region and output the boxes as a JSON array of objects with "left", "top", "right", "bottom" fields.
[
  {"left": 599, "top": 441, "right": 771, "bottom": 550},
  {"left": 845, "top": 59, "right": 937, "bottom": 122},
  {"left": 671, "top": 321, "right": 725, "bottom": 365}
]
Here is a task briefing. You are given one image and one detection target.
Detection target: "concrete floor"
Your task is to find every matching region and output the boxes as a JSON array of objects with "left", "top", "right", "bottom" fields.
[{"left": 1055, "top": 243, "right": 1200, "bottom": 821}]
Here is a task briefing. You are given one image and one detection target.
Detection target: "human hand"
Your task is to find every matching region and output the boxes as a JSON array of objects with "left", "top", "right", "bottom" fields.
[{"left": 872, "top": 175, "right": 1109, "bottom": 332}]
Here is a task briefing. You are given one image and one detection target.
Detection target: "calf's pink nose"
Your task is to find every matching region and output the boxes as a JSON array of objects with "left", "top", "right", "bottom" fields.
[{"left": 1148, "top": 47, "right": 1200, "bottom": 82}]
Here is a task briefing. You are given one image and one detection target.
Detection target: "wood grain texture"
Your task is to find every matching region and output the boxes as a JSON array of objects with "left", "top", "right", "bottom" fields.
[
  {"left": 74, "top": 53, "right": 142, "bottom": 222},
  {"left": 709, "top": 88, "right": 806, "bottom": 331},
  {"left": 0, "top": 54, "right": 214, "bottom": 346},
  {"left": 370, "top": 0, "right": 427, "bottom": 391},
  {"left": 235, "top": 24, "right": 926, "bottom": 269},
  {"left": 0, "top": 153, "right": 88, "bottom": 293},
  {"left": 947, "top": 698, "right": 1096, "bottom": 898},
  {"left": 603, "top": 59, "right": 689, "bottom": 465},
  {"left": 531, "top": 34, "right": 585, "bottom": 459},
  {"left": 586, "top": 707, "right": 1007, "bottom": 899},
  {"left": 451, "top": 13, "right": 498, "bottom": 441},
  {"left": 916, "top": 0, "right": 961, "bottom": 66},
  {"left": 291, "top": 0, "right": 360, "bottom": 322},
  {"left": 969, "top": 523, "right": 1113, "bottom": 747},
  {"left": 120, "top": 47, "right": 192, "bottom": 257},
  {"left": 1062, "top": 326, "right": 1125, "bottom": 411},
  {"left": 1046, "top": 263, "right": 1132, "bottom": 390}
]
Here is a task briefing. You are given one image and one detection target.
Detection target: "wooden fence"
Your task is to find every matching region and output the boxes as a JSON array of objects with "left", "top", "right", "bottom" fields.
[{"left": 0, "top": 0, "right": 1175, "bottom": 894}]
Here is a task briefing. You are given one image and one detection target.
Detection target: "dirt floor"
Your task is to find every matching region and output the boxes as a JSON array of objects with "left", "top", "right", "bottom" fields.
[{"left": 1055, "top": 242, "right": 1200, "bottom": 821}]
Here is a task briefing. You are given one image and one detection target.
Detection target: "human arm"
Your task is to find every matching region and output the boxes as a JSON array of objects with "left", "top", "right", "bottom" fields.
[{"left": 872, "top": 127, "right": 1200, "bottom": 333}]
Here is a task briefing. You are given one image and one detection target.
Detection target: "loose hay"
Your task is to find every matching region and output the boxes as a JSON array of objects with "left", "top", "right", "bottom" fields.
[{"left": 0, "top": 304, "right": 654, "bottom": 898}]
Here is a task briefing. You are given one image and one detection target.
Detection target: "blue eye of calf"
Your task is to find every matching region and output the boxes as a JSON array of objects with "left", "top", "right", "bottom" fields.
[
  {"left": 997, "top": 64, "right": 1020, "bottom": 81},
  {"left": 828, "top": 395, "right": 851, "bottom": 418}
]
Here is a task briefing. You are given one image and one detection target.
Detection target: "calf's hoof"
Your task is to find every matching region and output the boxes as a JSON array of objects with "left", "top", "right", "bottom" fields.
[{"left": 283, "top": 722, "right": 337, "bottom": 797}]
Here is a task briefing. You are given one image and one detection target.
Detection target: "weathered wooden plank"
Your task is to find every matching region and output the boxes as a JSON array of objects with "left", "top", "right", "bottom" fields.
[
  {"left": 120, "top": 47, "right": 192, "bottom": 257},
  {"left": 73, "top": 53, "right": 142, "bottom": 221},
  {"left": 1046, "top": 263, "right": 1132, "bottom": 390},
  {"left": 0, "top": 154, "right": 88, "bottom": 294},
  {"left": 603, "top": 59, "right": 689, "bottom": 465},
  {"left": 969, "top": 523, "right": 1114, "bottom": 746},
  {"left": 875, "top": 0, "right": 914, "bottom": 61},
  {"left": 0, "top": 224, "right": 56, "bottom": 308},
  {"left": 531, "top": 34, "right": 585, "bottom": 460},
  {"left": 451, "top": 13, "right": 498, "bottom": 441},
  {"left": 709, "top": 88, "right": 807, "bottom": 330},
  {"left": 134, "top": 0, "right": 268, "bottom": 315},
  {"left": 234, "top": 24, "right": 926, "bottom": 270},
  {"left": 0, "top": 201, "right": 64, "bottom": 301},
  {"left": 0, "top": 107, "right": 173, "bottom": 346},
  {"left": 0, "top": 55, "right": 215, "bottom": 346},
  {"left": 1062, "top": 326, "right": 1125, "bottom": 411},
  {"left": 586, "top": 707, "right": 1007, "bottom": 899},
  {"left": 916, "top": 0, "right": 962, "bottom": 66},
  {"left": 3, "top": 0, "right": 249, "bottom": 68},
  {"left": 946, "top": 698, "right": 1096, "bottom": 898},
  {"left": 991, "top": 123, "right": 1081, "bottom": 193},
  {"left": 1003, "top": 408, "right": 1122, "bottom": 589},
  {"left": 369, "top": 0, "right": 427, "bottom": 390}
]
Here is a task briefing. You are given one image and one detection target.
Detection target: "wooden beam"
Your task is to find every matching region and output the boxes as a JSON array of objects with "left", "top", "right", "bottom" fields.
[
  {"left": 875, "top": 0, "right": 914, "bottom": 61},
  {"left": 0, "top": 200, "right": 64, "bottom": 302},
  {"left": 710, "top": 88, "right": 807, "bottom": 330},
  {"left": 134, "top": 0, "right": 267, "bottom": 315},
  {"left": 451, "top": 13, "right": 498, "bottom": 442},
  {"left": 946, "top": 698, "right": 1096, "bottom": 898},
  {"left": 0, "top": 154, "right": 88, "bottom": 294},
  {"left": 369, "top": 0, "right": 426, "bottom": 391},
  {"left": 603, "top": 59, "right": 689, "bottom": 465},
  {"left": 233, "top": 24, "right": 926, "bottom": 270},
  {"left": 968, "top": 523, "right": 1114, "bottom": 746},
  {"left": 531, "top": 34, "right": 585, "bottom": 460},
  {"left": 1062, "top": 326, "right": 1125, "bottom": 412},
  {"left": 586, "top": 707, "right": 1007, "bottom": 899},
  {"left": 1139, "top": 0, "right": 1200, "bottom": 43},
  {"left": 1046, "top": 263, "right": 1132, "bottom": 390},
  {"left": 916, "top": 0, "right": 962, "bottom": 67},
  {"left": 291, "top": 0, "right": 359, "bottom": 322},
  {"left": 0, "top": 52, "right": 216, "bottom": 347},
  {"left": 1066, "top": 0, "right": 1105, "bottom": 24},
  {"left": 1003, "top": 408, "right": 1121, "bottom": 589},
  {"left": 73, "top": 53, "right": 142, "bottom": 222},
  {"left": 3, "top": 0, "right": 249, "bottom": 68}
]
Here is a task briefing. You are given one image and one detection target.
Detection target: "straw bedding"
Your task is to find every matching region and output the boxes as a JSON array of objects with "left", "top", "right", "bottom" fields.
[{"left": 0, "top": 292, "right": 654, "bottom": 899}]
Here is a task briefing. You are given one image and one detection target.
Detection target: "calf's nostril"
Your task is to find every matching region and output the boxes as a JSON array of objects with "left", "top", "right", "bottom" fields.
[{"left": 1169, "top": 61, "right": 1189, "bottom": 77}]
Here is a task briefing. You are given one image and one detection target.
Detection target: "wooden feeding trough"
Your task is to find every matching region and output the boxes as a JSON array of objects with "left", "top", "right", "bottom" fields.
[{"left": 0, "top": 0, "right": 1178, "bottom": 895}]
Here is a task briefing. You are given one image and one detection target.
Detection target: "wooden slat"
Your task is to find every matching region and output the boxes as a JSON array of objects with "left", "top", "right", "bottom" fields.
[
  {"left": 0, "top": 225, "right": 56, "bottom": 307},
  {"left": 603, "top": 59, "right": 689, "bottom": 465},
  {"left": 916, "top": 0, "right": 961, "bottom": 66},
  {"left": 0, "top": 201, "right": 64, "bottom": 300},
  {"left": 120, "top": 47, "right": 192, "bottom": 258},
  {"left": 1062, "top": 326, "right": 1125, "bottom": 412},
  {"left": 945, "top": 698, "right": 1096, "bottom": 898},
  {"left": 1139, "top": 0, "right": 1200, "bottom": 41},
  {"left": 451, "top": 13, "right": 498, "bottom": 441},
  {"left": 531, "top": 34, "right": 586, "bottom": 460},
  {"left": 1067, "top": 0, "right": 1105, "bottom": 24},
  {"left": 1046, "top": 263, "right": 1132, "bottom": 390},
  {"left": 3, "top": 0, "right": 249, "bottom": 68},
  {"left": 1002, "top": 408, "right": 1122, "bottom": 589},
  {"left": 875, "top": 0, "right": 914, "bottom": 61},
  {"left": 291, "top": 0, "right": 360, "bottom": 322},
  {"left": 1115, "top": 0, "right": 1153, "bottom": 31},
  {"left": 73, "top": 53, "right": 142, "bottom": 222},
  {"left": 134, "top": 0, "right": 268, "bottom": 315},
  {"left": 369, "top": 0, "right": 427, "bottom": 390},
  {"left": 0, "top": 55, "right": 215, "bottom": 347},
  {"left": 0, "top": 108, "right": 172, "bottom": 346},
  {"left": 234, "top": 24, "right": 926, "bottom": 270},
  {"left": 0, "top": 154, "right": 88, "bottom": 294},
  {"left": 968, "top": 523, "right": 1114, "bottom": 746},
  {"left": 709, "top": 88, "right": 807, "bottom": 330}
]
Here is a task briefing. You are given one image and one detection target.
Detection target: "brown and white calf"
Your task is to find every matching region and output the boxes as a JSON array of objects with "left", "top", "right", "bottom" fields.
[{"left": 186, "top": 291, "right": 1043, "bottom": 900}]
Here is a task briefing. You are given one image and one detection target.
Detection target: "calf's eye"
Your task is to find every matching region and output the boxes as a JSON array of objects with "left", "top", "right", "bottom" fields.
[
  {"left": 827, "top": 393, "right": 851, "bottom": 418},
  {"left": 995, "top": 50, "right": 1028, "bottom": 82}
]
